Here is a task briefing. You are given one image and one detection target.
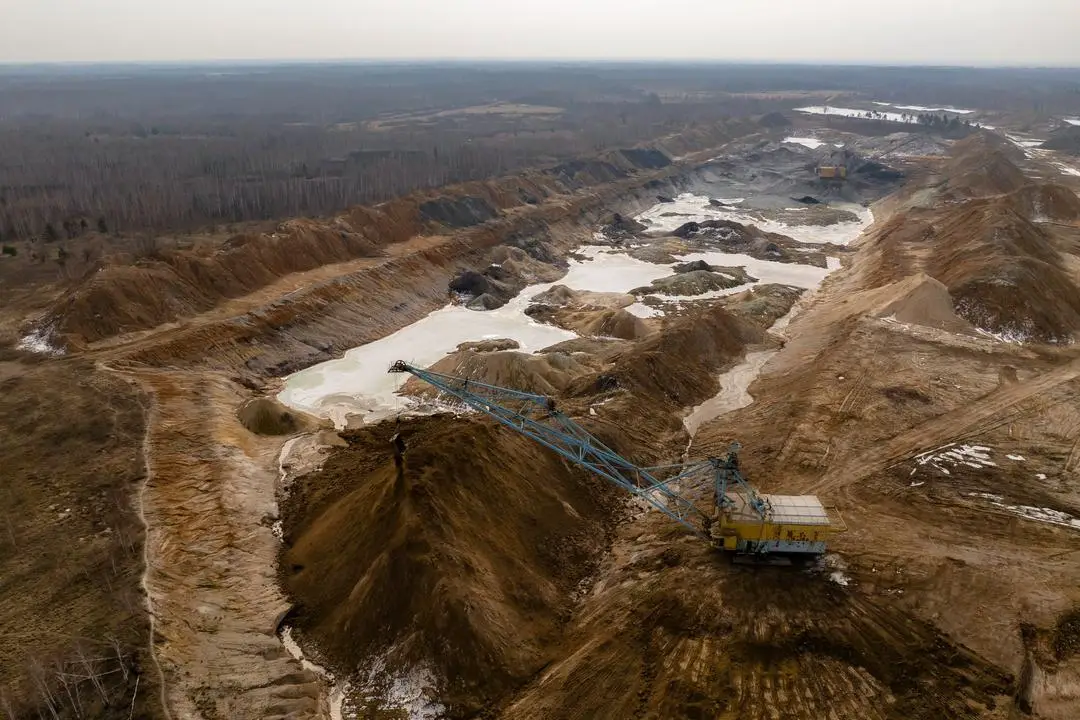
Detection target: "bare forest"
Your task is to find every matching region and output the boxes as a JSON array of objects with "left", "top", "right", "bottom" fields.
[{"left": 3, "top": 63, "right": 1079, "bottom": 245}]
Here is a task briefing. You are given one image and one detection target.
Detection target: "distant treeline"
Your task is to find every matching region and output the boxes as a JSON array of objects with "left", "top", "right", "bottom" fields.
[{"left": 1, "top": 63, "right": 1078, "bottom": 240}]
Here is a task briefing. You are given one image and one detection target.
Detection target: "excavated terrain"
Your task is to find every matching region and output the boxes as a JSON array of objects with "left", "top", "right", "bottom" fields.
[{"left": 7, "top": 117, "right": 1080, "bottom": 720}]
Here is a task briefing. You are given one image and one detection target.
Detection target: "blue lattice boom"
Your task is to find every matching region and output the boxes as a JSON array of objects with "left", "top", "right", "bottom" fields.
[{"left": 389, "top": 361, "right": 766, "bottom": 538}]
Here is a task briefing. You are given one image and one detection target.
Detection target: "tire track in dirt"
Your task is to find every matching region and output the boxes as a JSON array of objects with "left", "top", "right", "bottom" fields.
[
  {"left": 127, "top": 368, "right": 175, "bottom": 720},
  {"left": 130, "top": 368, "right": 325, "bottom": 720},
  {"left": 806, "top": 355, "right": 1080, "bottom": 496}
]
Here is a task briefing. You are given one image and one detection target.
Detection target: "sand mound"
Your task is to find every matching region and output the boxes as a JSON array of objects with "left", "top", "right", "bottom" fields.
[
  {"left": 941, "top": 135, "right": 1027, "bottom": 199},
  {"left": 595, "top": 304, "right": 764, "bottom": 410},
  {"left": 1008, "top": 183, "right": 1080, "bottom": 222},
  {"left": 1040, "top": 126, "right": 1080, "bottom": 156},
  {"left": 45, "top": 219, "right": 386, "bottom": 344},
  {"left": 456, "top": 338, "right": 520, "bottom": 352},
  {"left": 872, "top": 274, "right": 973, "bottom": 333},
  {"left": 529, "top": 284, "right": 633, "bottom": 310},
  {"left": 556, "top": 308, "right": 652, "bottom": 340},
  {"left": 633, "top": 268, "right": 755, "bottom": 297},
  {"left": 237, "top": 396, "right": 315, "bottom": 435},
  {"left": 402, "top": 350, "right": 594, "bottom": 398},
  {"left": 929, "top": 203, "right": 1080, "bottom": 342},
  {"left": 758, "top": 111, "right": 792, "bottom": 128},
  {"left": 279, "top": 415, "right": 619, "bottom": 715}
]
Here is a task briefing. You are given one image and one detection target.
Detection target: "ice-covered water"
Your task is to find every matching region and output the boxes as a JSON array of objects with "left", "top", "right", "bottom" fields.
[
  {"left": 783, "top": 136, "right": 825, "bottom": 149},
  {"left": 636, "top": 192, "right": 872, "bottom": 245},
  {"left": 795, "top": 105, "right": 916, "bottom": 124},
  {"left": 891, "top": 104, "right": 975, "bottom": 115},
  {"left": 279, "top": 195, "right": 873, "bottom": 427}
]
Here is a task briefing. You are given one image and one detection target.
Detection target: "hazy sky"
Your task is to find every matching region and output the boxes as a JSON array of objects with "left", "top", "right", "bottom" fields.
[{"left": 4, "top": 0, "right": 1079, "bottom": 65}]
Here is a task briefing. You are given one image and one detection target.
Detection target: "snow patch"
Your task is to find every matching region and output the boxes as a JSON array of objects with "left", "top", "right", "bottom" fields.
[
  {"left": 1006, "top": 454, "right": 1026, "bottom": 462},
  {"left": 892, "top": 104, "right": 975, "bottom": 114},
  {"left": 279, "top": 627, "right": 349, "bottom": 720},
  {"left": 16, "top": 325, "right": 64, "bottom": 356},
  {"left": 967, "top": 494, "right": 1080, "bottom": 531},
  {"left": 358, "top": 657, "right": 445, "bottom": 720},
  {"left": 913, "top": 444, "right": 998, "bottom": 475},
  {"left": 783, "top": 136, "right": 825, "bottom": 149}
]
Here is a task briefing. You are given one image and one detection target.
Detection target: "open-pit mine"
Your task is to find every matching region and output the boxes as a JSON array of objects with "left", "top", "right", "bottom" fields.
[{"left": 6, "top": 104, "right": 1080, "bottom": 720}]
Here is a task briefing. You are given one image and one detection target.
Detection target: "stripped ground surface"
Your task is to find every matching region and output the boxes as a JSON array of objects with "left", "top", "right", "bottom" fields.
[{"left": 6, "top": 122, "right": 1080, "bottom": 720}]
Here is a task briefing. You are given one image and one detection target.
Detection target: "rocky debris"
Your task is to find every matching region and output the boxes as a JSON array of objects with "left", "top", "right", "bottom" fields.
[
  {"left": 419, "top": 196, "right": 498, "bottom": 228},
  {"left": 466, "top": 293, "right": 504, "bottom": 310},
  {"left": 793, "top": 195, "right": 822, "bottom": 205},
  {"left": 758, "top": 111, "right": 793, "bottom": 128},
  {"left": 854, "top": 160, "right": 904, "bottom": 182},
  {"left": 450, "top": 250, "right": 565, "bottom": 311},
  {"left": 673, "top": 259, "right": 712, "bottom": 274},
  {"left": 505, "top": 228, "right": 561, "bottom": 265},
  {"left": 756, "top": 205, "right": 861, "bottom": 227},
  {"left": 598, "top": 212, "right": 648, "bottom": 241},
  {"left": 721, "top": 284, "right": 805, "bottom": 324},
  {"left": 529, "top": 285, "right": 633, "bottom": 310},
  {"left": 633, "top": 268, "right": 756, "bottom": 297},
  {"left": 619, "top": 148, "right": 671, "bottom": 169},
  {"left": 669, "top": 218, "right": 828, "bottom": 268},
  {"left": 627, "top": 238, "right": 692, "bottom": 264},
  {"left": 456, "top": 338, "right": 521, "bottom": 353}
]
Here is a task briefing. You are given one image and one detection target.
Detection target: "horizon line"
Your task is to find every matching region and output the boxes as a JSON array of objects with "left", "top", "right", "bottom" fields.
[{"left": 1, "top": 57, "right": 1079, "bottom": 71}]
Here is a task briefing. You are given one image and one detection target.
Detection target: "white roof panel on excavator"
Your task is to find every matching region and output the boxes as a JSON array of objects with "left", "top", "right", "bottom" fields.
[{"left": 761, "top": 494, "right": 831, "bottom": 526}]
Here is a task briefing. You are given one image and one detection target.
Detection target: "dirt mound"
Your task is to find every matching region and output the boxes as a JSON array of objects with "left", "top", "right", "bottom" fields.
[
  {"left": 872, "top": 273, "right": 974, "bottom": 333},
  {"left": 598, "top": 212, "right": 648, "bottom": 240},
  {"left": 941, "top": 135, "right": 1028, "bottom": 199},
  {"left": 928, "top": 202, "right": 1080, "bottom": 342},
  {"left": 627, "top": 237, "right": 691, "bottom": 263},
  {"left": 456, "top": 338, "right": 520, "bottom": 352},
  {"left": 669, "top": 218, "right": 826, "bottom": 266},
  {"left": 237, "top": 396, "right": 315, "bottom": 435},
  {"left": 758, "top": 111, "right": 792, "bottom": 128},
  {"left": 1008, "top": 182, "right": 1080, "bottom": 222},
  {"left": 721, "top": 283, "right": 805, "bottom": 324},
  {"left": 1040, "top": 126, "right": 1080, "bottom": 156},
  {"left": 46, "top": 217, "right": 391, "bottom": 344},
  {"left": 418, "top": 196, "right": 498, "bottom": 228},
  {"left": 278, "top": 415, "right": 620, "bottom": 716},
  {"left": 529, "top": 284, "right": 633, "bottom": 310},
  {"left": 403, "top": 350, "right": 595, "bottom": 397},
  {"left": 633, "top": 268, "right": 755, "bottom": 296},
  {"left": 590, "top": 304, "right": 766, "bottom": 412},
  {"left": 556, "top": 308, "right": 653, "bottom": 340}
]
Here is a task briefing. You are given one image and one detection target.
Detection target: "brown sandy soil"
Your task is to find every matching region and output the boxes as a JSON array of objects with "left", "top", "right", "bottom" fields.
[
  {"left": 690, "top": 142, "right": 1080, "bottom": 718},
  {"left": 1, "top": 127, "right": 763, "bottom": 719},
  {"left": 0, "top": 355, "right": 162, "bottom": 719},
  {"left": 9, "top": 116, "right": 1080, "bottom": 720},
  {"left": 276, "top": 133, "right": 1080, "bottom": 719}
]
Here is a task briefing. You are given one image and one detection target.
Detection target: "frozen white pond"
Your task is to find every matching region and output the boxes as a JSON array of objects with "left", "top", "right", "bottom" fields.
[
  {"left": 279, "top": 195, "right": 873, "bottom": 427},
  {"left": 783, "top": 136, "right": 825, "bottom": 149},
  {"left": 636, "top": 192, "right": 872, "bottom": 245},
  {"left": 795, "top": 105, "right": 916, "bottom": 124},
  {"left": 892, "top": 104, "right": 974, "bottom": 114},
  {"left": 683, "top": 350, "right": 774, "bottom": 437}
]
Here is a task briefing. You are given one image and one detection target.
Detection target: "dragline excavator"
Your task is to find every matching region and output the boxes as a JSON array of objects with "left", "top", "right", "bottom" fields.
[{"left": 389, "top": 361, "right": 845, "bottom": 561}]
